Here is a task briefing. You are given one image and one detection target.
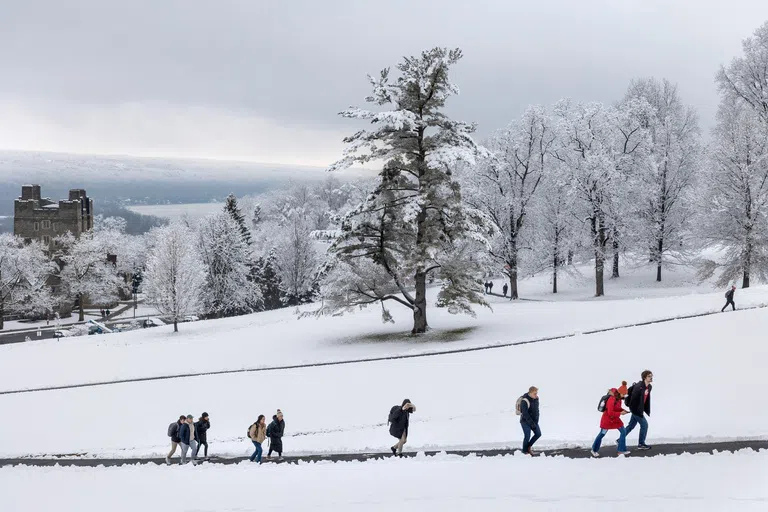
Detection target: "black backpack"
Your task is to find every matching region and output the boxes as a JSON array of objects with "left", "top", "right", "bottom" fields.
[
  {"left": 167, "top": 422, "right": 177, "bottom": 437},
  {"left": 246, "top": 422, "right": 257, "bottom": 439},
  {"left": 624, "top": 383, "right": 636, "bottom": 407},
  {"left": 388, "top": 405, "right": 401, "bottom": 423},
  {"left": 597, "top": 393, "right": 611, "bottom": 412}
]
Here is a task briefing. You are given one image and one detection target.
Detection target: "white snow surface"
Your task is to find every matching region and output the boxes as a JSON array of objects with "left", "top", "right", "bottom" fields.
[{"left": 2, "top": 451, "right": 766, "bottom": 511}]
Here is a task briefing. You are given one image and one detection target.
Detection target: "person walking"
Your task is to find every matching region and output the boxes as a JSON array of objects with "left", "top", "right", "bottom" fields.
[
  {"left": 166, "top": 415, "right": 186, "bottom": 465},
  {"left": 722, "top": 285, "right": 736, "bottom": 312},
  {"left": 591, "top": 388, "right": 630, "bottom": 457},
  {"left": 266, "top": 410, "right": 285, "bottom": 459},
  {"left": 502, "top": 283, "right": 508, "bottom": 297},
  {"left": 195, "top": 412, "right": 211, "bottom": 459},
  {"left": 517, "top": 386, "right": 541, "bottom": 455},
  {"left": 179, "top": 414, "right": 198, "bottom": 464},
  {"left": 248, "top": 415, "right": 267, "bottom": 463},
  {"left": 483, "top": 281, "right": 490, "bottom": 294},
  {"left": 625, "top": 370, "right": 653, "bottom": 450},
  {"left": 488, "top": 281, "right": 494, "bottom": 294},
  {"left": 388, "top": 399, "right": 416, "bottom": 457}
]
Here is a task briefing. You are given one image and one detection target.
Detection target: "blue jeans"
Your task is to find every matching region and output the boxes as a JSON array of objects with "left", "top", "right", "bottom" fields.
[
  {"left": 250, "top": 441, "right": 263, "bottom": 462},
  {"left": 592, "top": 426, "right": 627, "bottom": 452},
  {"left": 521, "top": 422, "right": 541, "bottom": 453},
  {"left": 625, "top": 414, "right": 648, "bottom": 445}
]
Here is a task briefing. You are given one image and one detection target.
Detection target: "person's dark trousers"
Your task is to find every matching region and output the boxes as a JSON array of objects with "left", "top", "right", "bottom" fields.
[
  {"left": 268, "top": 438, "right": 283, "bottom": 457},
  {"left": 722, "top": 300, "right": 735, "bottom": 312},
  {"left": 521, "top": 422, "right": 541, "bottom": 453},
  {"left": 625, "top": 414, "right": 649, "bottom": 446},
  {"left": 198, "top": 440, "right": 208, "bottom": 458},
  {"left": 249, "top": 441, "right": 262, "bottom": 463}
]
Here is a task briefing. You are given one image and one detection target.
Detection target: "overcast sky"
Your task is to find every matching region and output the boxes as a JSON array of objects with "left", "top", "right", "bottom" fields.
[{"left": 1, "top": 0, "right": 767, "bottom": 167}]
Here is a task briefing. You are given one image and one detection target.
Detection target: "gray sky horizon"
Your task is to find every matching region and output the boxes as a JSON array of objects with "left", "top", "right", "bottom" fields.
[{"left": 1, "top": 0, "right": 767, "bottom": 167}]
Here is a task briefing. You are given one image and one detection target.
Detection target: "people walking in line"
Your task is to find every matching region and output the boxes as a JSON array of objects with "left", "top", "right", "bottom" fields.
[
  {"left": 625, "top": 370, "right": 653, "bottom": 450},
  {"left": 388, "top": 399, "right": 416, "bottom": 457},
  {"left": 591, "top": 388, "right": 630, "bottom": 457},
  {"left": 267, "top": 409, "right": 285, "bottom": 459},
  {"left": 166, "top": 415, "right": 186, "bottom": 465},
  {"left": 248, "top": 415, "right": 267, "bottom": 463},
  {"left": 502, "top": 283, "right": 508, "bottom": 297},
  {"left": 195, "top": 412, "right": 210, "bottom": 459},
  {"left": 722, "top": 285, "right": 736, "bottom": 312},
  {"left": 517, "top": 386, "right": 541, "bottom": 455},
  {"left": 179, "top": 414, "right": 198, "bottom": 464}
]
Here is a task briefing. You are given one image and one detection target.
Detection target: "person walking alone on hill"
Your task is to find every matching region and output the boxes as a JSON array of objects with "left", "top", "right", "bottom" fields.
[
  {"left": 266, "top": 410, "right": 285, "bottom": 459},
  {"left": 722, "top": 285, "right": 736, "bottom": 312},
  {"left": 248, "top": 415, "right": 267, "bottom": 463},
  {"left": 624, "top": 370, "right": 653, "bottom": 450},
  {"left": 488, "top": 281, "right": 494, "bottom": 294},
  {"left": 166, "top": 415, "right": 186, "bottom": 465},
  {"left": 503, "top": 283, "right": 509, "bottom": 297},
  {"left": 591, "top": 388, "right": 630, "bottom": 457},
  {"left": 195, "top": 412, "right": 211, "bottom": 458},
  {"left": 179, "top": 414, "right": 198, "bottom": 464},
  {"left": 517, "top": 386, "right": 541, "bottom": 455},
  {"left": 388, "top": 399, "right": 416, "bottom": 457}
]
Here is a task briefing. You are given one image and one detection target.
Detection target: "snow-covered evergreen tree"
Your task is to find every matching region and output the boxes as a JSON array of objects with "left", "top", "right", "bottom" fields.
[
  {"left": 224, "top": 193, "right": 253, "bottom": 247},
  {"left": 143, "top": 223, "right": 206, "bottom": 332},
  {"left": 323, "top": 47, "right": 489, "bottom": 333},
  {"left": 254, "top": 248, "right": 283, "bottom": 310},
  {"left": 198, "top": 211, "right": 261, "bottom": 317},
  {"left": 623, "top": 78, "right": 702, "bottom": 282}
]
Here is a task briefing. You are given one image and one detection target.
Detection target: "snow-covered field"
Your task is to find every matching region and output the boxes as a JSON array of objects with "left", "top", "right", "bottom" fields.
[{"left": 3, "top": 451, "right": 766, "bottom": 511}]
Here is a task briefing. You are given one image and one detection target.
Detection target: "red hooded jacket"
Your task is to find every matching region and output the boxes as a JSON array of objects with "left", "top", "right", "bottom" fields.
[{"left": 600, "top": 391, "right": 624, "bottom": 430}]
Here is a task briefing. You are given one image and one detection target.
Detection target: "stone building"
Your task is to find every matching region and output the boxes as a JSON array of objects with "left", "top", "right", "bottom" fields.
[{"left": 13, "top": 185, "right": 93, "bottom": 249}]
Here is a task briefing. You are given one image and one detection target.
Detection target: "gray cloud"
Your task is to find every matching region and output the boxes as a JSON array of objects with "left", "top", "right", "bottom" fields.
[{"left": 1, "top": 0, "right": 767, "bottom": 165}]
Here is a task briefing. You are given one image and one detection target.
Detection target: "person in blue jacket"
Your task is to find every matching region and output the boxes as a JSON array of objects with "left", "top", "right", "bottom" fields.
[{"left": 518, "top": 386, "right": 541, "bottom": 455}]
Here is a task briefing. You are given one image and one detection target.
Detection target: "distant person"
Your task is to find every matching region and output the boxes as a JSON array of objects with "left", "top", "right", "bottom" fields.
[
  {"left": 722, "top": 285, "right": 736, "bottom": 312},
  {"left": 106, "top": 309, "right": 111, "bottom": 317},
  {"left": 483, "top": 281, "right": 490, "bottom": 294},
  {"left": 267, "top": 409, "right": 285, "bottom": 459},
  {"left": 166, "top": 415, "right": 186, "bottom": 465},
  {"left": 179, "top": 414, "right": 198, "bottom": 464},
  {"left": 591, "top": 387, "right": 630, "bottom": 457},
  {"left": 488, "top": 281, "right": 494, "bottom": 294},
  {"left": 516, "top": 386, "right": 541, "bottom": 455},
  {"left": 388, "top": 399, "right": 416, "bottom": 457},
  {"left": 625, "top": 370, "right": 653, "bottom": 450},
  {"left": 248, "top": 415, "right": 267, "bottom": 463},
  {"left": 503, "top": 283, "right": 509, "bottom": 297},
  {"left": 195, "top": 412, "right": 211, "bottom": 458},
  {"left": 100, "top": 308, "right": 104, "bottom": 317}
]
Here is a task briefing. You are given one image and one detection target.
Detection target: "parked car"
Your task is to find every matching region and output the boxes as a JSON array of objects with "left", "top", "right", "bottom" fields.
[
  {"left": 142, "top": 318, "right": 166, "bottom": 328},
  {"left": 53, "top": 330, "right": 67, "bottom": 338},
  {"left": 182, "top": 315, "right": 200, "bottom": 322}
]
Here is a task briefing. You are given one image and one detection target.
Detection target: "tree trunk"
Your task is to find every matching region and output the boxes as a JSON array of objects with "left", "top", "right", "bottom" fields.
[
  {"left": 412, "top": 271, "right": 428, "bottom": 334},
  {"left": 743, "top": 235, "right": 752, "bottom": 289},
  {"left": 593, "top": 214, "right": 607, "bottom": 297},
  {"left": 78, "top": 296, "right": 85, "bottom": 322},
  {"left": 595, "top": 248, "right": 604, "bottom": 297},
  {"left": 552, "top": 251, "right": 559, "bottom": 294},
  {"left": 0, "top": 302, "right": 4, "bottom": 330},
  {"left": 173, "top": 319, "right": 179, "bottom": 332},
  {"left": 655, "top": 236, "right": 663, "bottom": 282},
  {"left": 509, "top": 247, "right": 519, "bottom": 300},
  {"left": 612, "top": 238, "right": 620, "bottom": 279}
]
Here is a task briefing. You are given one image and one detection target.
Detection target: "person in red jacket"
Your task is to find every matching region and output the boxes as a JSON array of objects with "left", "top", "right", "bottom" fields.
[{"left": 591, "top": 388, "right": 630, "bottom": 457}]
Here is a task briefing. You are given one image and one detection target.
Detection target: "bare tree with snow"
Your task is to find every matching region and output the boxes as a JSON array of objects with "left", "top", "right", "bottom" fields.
[{"left": 0, "top": 235, "right": 55, "bottom": 329}]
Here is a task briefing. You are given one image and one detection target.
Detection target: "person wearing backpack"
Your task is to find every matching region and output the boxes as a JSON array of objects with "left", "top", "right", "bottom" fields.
[
  {"left": 624, "top": 370, "right": 653, "bottom": 450},
  {"left": 721, "top": 285, "right": 736, "bottom": 312},
  {"left": 179, "top": 414, "right": 198, "bottom": 465},
  {"left": 195, "top": 412, "right": 211, "bottom": 459},
  {"left": 165, "top": 415, "right": 186, "bottom": 465},
  {"left": 266, "top": 409, "right": 285, "bottom": 459},
  {"left": 516, "top": 386, "right": 541, "bottom": 455},
  {"left": 388, "top": 399, "right": 416, "bottom": 457},
  {"left": 248, "top": 415, "right": 267, "bottom": 463},
  {"left": 591, "top": 388, "right": 630, "bottom": 457}
]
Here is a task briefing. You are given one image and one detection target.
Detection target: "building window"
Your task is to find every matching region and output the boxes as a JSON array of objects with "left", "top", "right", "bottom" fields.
[
  {"left": 41, "top": 220, "right": 51, "bottom": 229},
  {"left": 42, "top": 235, "right": 51, "bottom": 245},
  {"left": 34, "top": 222, "right": 39, "bottom": 231}
]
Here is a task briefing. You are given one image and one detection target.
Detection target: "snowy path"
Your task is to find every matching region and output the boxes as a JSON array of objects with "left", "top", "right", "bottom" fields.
[
  {"left": 2, "top": 302, "right": 764, "bottom": 395},
  {"left": 2, "top": 440, "right": 766, "bottom": 467}
]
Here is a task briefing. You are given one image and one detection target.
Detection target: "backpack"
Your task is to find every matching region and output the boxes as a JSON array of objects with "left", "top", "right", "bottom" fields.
[
  {"left": 597, "top": 393, "right": 611, "bottom": 412},
  {"left": 388, "top": 405, "right": 401, "bottom": 423},
  {"left": 514, "top": 396, "right": 530, "bottom": 416},
  {"left": 266, "top": 422, "right": 274, "bottom": 437},
  {"left": 624, "top": 383, "right": 636, "bottom": 407},
  {"left": 246, "top": 422, "right": 257, "bottom": 439},
  {"left": 167, "top": 422, "right": 177, "bottom": 437}
]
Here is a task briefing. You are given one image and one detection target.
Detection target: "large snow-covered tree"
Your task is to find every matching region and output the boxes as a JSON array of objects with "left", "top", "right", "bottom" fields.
[
  {"left": 623, "top": 78, "right": 701, "bottom": 282},
  {"left": 0, "top": 235, "right": 55, "bottom": 328},
  {"left": 717, "top": 21, "right": 768, "bottom": 125},
  {"left": 224, "top": 194, "right": 253, "bottom": 247},
  {"left": 324, "top": 47, "right": 489, "bottom": 333},
  {"left": 273, "top": 212, "right": 320, "bottom": 305},
  {"left": 198, "top": 211, "right": 261, "bottom": 317},
  {"left": 143, "top": 223, "right": 206, "bottom": 332},
  {"left": 464, "top": 105, "right": 554, "bottom": 299},
  {"left": 697, "top": 97, "right": 768, "bottom": 288}
]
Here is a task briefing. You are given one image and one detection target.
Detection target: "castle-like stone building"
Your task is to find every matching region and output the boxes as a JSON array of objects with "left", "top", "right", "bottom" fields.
[{"left": 14, "top": 185, "right": 93, "bottom": 248}]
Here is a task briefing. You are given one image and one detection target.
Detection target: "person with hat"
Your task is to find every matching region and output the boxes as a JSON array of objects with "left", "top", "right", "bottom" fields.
[
  {"left": 388, "top": 399, "right": 416, "bottom": 457},
  {"left": 722, "top": 285, "right": 737, "bottom": 312},
  {"left": 266, "top": 409, "right": 285, "bottom": 459},
  {"left": 591, "top": 387, "right": 630, "bottom": 457},
  {"left": 179, "top": 414, "right": 198, "bottom": 464},
  {"left": 195, "top": 412, "right": 211, "bottom": 459}
]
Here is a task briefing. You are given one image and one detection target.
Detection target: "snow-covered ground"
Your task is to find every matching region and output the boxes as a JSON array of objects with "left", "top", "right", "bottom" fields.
[{"left": 2, "top": 451, "right": 766, "bottom": 511}]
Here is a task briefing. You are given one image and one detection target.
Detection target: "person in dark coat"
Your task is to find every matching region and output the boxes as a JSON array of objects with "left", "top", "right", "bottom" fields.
[
  {"left": 166, "top": 415, "right": 186, "bottom": 465},
  {"left": 267, "top": 409, "right": 285, "bottom": 459},
  {"left": 625, "top": 370, "right": 653, "bottom": 450},
  {"left": 178, "top": 414, "right": 198, "bottom": 464},
  {"left": 389, "top": 399, "right": 416, "bottom": 456},
  {"left": 502, "top": 283, "right": 509, "bottom": 297},
  {"left": 195, "top": 412, "right": 211, "bottom": 458},
  {"left": 721, "top": 285, "right": 736, "bottom": 312},
  {"left": 488, "top": 281, "right": 494, "bottom": 294},
  {"left": 519, "top": 386, "right": 541, "bottom": 455}
]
